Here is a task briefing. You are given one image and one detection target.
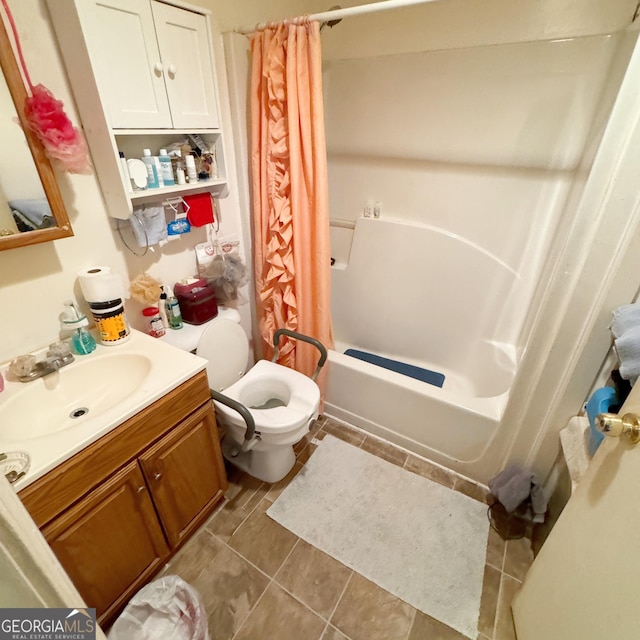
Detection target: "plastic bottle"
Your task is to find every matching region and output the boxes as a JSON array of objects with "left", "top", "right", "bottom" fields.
[
  {"left": 142, "top": 306, "right": 165, "bottom": 338},
  {"left": 61, "top": 300, "right": 97, "bottom": 355},
  {"left": 176, "top": 162, "right": 186, "bottom": 185},
  {"left": 159, "top": 288, "right": 170, "bottom": 328},
  {"left": 141, "top": 149, "right": 160, "bottom": 189},
  {"left": 152, "top": 155, "right": 164, "bottom": 188},
  {"left": 119, "top": 151, "right": 133, "bottom": 193},
  {"left": 185, "top": 154, "right": 198, "bottom": 183},
  {"left": 158, "top": 148, "right": 175, "bottom": 186},
  {"left": 165, "top": 293, "right": 183, "bottom": 329}
]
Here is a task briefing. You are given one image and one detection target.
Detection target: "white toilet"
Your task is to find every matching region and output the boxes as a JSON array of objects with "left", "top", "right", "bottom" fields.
[{"left": 196, "top": 318, "right": 323, "bottom": 483}]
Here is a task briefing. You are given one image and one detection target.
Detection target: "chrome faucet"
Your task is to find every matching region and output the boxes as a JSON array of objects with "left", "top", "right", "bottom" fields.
[{"left": 10, "top": 342, "right": 75, "bottom": 382}]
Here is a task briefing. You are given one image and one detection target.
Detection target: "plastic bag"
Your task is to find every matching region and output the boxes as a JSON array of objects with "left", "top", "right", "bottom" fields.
[
  {"left": 196, "top": 235, "right": 248, "bottom": 307},
  {"left": 108, "top": 575, "right": 210, "bottom": 640},
  {"left": 203, "top": 253, "right": 248, "bottom": 306}
]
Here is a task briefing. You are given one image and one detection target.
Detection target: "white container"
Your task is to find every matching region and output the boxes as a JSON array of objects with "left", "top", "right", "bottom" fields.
[
  {"left": 119, "top": 151, "right": 132, "bottom": 193},
  {"left": 89, "top": 299, "right": 131, "bottom": 345},
  {"left": 185, "top": 154, "right": 198, "bottom": 183}
]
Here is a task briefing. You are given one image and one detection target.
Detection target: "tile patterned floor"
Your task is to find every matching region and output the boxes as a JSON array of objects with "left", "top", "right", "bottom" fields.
[{"left": 159, "top": 417, "right": 535, "bottom": 640}]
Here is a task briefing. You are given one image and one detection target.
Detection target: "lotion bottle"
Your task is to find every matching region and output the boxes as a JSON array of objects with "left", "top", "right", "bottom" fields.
[
  {"left": 158, "top": 149, "right": 175, "bottom": 186},
  {"left": 141, "top": 149, "right": 160, "bottom": 189},
  {"left": 185, "top": 154, "right": 198, "bottom": 183}
]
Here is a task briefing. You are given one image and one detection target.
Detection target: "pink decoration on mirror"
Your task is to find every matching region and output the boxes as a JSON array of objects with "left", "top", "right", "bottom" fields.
[{"left": 1, "top": 0, "right": 92, "bottom": 174}]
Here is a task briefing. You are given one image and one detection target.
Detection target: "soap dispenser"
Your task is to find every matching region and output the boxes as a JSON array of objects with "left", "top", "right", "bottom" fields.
[{"left": 61, "top": 300, "right": 97, "bottom": 355}]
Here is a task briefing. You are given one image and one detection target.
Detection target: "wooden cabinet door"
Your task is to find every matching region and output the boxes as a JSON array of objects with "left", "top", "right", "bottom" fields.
[
  {"left": 140, "top": 404, "right": 226, "bottom": 548},
  {"left": 151, "top": 1, "right": 220, "bottom": 128},
  {"left": 78, "top": 0, "right": 172, "bottom": 128},
  {"left": 42, "top": 461, "right": 169, "bottom": 625}
]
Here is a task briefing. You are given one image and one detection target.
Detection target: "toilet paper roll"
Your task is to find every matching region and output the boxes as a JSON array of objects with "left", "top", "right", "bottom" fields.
[{"left": 78, "top": 266, "right": 124, "bottom": 303}]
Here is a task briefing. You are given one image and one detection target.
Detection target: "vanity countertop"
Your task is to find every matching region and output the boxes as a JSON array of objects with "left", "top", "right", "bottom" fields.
[{"left": 0, "top": 329, "right": 207, "bottom": 490}]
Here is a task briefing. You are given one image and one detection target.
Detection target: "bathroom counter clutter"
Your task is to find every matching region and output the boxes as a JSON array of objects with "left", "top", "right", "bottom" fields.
[{"left": 0, "top": 328, "right": 207, "bottom": 490}]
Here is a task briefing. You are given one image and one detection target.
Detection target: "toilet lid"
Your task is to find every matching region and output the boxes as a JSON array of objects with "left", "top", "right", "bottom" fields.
[{"left": 196, "top": 319, "right": 249, "bottom": 391}]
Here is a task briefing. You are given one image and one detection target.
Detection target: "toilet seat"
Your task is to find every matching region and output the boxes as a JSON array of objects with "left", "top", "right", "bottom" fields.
[
  {"left": 196, "top": 319, "right": 321, "bottom": 435},
  {"left": 215, "top": 359, "right": 320, "bottom": 433}
]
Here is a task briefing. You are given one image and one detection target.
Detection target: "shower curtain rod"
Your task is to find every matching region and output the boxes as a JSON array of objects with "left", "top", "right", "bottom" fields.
[{"left": 234, "top": 0, "right": 440, "bottom": 35}]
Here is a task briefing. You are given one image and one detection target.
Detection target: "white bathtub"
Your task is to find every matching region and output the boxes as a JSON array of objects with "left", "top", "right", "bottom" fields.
[{"left": 325, "top": 217, "right": 522, "bottom": 477}]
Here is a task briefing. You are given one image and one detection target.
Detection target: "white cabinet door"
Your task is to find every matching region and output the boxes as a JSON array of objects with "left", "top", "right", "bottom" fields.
[
  {"left": 151, "top": 2, "right": 220, "bottom": 129},
  {"left": 80, "top": 0, "right": 172, "bottom": 129}
]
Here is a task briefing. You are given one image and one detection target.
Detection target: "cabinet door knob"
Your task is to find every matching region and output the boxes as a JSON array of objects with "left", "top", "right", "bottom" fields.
[
  {"left": 167, "top": 64, "right": 177, "bottom": 77},
  {"left": 154, "top": 62, "right": 164, "bottom": 75},
  {"left": 154, "top": 472, "right": 163, "bottom": 481},
  {"left": 137, "top": 485, "right": 145, "bottom": 493}
]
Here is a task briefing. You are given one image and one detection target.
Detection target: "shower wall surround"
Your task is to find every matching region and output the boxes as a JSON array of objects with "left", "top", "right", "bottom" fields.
[{"left": 324, "top": 33, "right": 629, "bottom": 353}]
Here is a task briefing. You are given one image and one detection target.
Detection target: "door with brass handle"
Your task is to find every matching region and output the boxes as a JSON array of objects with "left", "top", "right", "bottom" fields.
[{"left": 595, "top": 413, "right": 640, "bottom": 444}]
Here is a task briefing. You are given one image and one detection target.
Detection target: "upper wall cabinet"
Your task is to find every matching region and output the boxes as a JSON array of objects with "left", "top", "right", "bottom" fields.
[
  {"left": 80, "top": 0, "right": 219, "bottom": 130},
  {"left": 46, "top": 0, "right": 226, "bottom": 220}
]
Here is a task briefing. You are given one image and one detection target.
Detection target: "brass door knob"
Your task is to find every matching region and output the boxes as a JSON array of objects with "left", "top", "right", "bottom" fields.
[{"left": 595, "top": 413, "right": 640, "bottom": 444}]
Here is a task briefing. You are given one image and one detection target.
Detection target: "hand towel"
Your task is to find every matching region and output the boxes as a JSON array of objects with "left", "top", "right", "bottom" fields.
[
  {"left": 611, "top": 303, "right": 640, "bottom": 338},
  {"left": 132, "top": 205, "right": 167, "bottom": 247},
  {"left": 488, "top": 464, "right": 548, "bottom": 518},
  {"left": 615, "top": 324, "right": 640, "bottom": 382}
]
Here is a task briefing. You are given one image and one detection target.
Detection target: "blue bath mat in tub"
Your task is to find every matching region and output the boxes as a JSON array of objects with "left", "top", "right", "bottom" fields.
[{"left": 344, "top": 349, "right": 445, "bottom": 388}]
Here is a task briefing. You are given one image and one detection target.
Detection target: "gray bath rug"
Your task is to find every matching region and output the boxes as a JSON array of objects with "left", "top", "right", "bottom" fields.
[{"left": 267, "top": 435, "right": 489, "bottom": 639}]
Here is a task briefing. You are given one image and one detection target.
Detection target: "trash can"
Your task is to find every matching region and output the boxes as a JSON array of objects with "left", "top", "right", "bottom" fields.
[
  {"left": 108, "top": 575, "right": 209, "bottom": 640},
  {"left": 487, "top": 464, "right": 548, "bottom": 540},
  {"left": 488, "top": 499, "right": 533, "bottom": 540}
]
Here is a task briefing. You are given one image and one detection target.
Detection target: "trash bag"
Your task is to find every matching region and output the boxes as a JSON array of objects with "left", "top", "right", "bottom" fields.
[{"left": 108, "top": 575, "right": 209, "bottom": 640}]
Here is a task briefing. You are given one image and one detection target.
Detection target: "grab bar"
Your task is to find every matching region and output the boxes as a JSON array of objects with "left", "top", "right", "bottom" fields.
[
  {"left": 272, "top": 329, "right": 328, "bottom": 381},
  {"left": 329, "top": 218, "right": 355, "bottom": 230},
  {"left": 210, "top": 389, "right": 259, "bottom": 449}
]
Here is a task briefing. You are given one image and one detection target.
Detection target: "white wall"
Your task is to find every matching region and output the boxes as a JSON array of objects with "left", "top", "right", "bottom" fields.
[{"left": 0, "top": 0, "right": 248, "bottom": 365}]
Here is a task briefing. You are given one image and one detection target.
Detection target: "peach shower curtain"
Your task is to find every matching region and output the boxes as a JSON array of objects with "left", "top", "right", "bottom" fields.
[{"left": 250, "top": 20, "right": 333, "bottom": 394}]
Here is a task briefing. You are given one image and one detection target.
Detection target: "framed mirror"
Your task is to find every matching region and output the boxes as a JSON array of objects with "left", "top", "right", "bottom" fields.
[{"left": 0, "top": 12, "right": 73, "bottom": 251}]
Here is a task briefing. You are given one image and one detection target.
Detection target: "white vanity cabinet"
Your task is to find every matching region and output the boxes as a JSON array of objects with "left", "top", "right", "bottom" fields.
[{"left": 46, "top": 0, "right": 227, "bottom": 219}]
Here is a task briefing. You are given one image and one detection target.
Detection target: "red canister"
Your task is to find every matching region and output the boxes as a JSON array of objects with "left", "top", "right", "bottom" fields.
[{"left": 173, "top": 278, "right": 218, "bottom": 325}]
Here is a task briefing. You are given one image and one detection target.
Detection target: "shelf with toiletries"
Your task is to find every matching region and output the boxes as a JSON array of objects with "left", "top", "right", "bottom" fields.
[
  {"left": 115, "top": 130, "right": 228, "bottom": 205},
  {"left": 46, "top": 0, "right": 229, "bottom": 220}
]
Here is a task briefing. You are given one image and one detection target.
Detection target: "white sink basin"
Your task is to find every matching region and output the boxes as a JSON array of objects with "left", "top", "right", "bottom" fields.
[
  {"left": 1, "top": 353, "right": 152, "bottom": 443},
  {"left": 0, "top": 329, "right": 207, "bottom": 489}
]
